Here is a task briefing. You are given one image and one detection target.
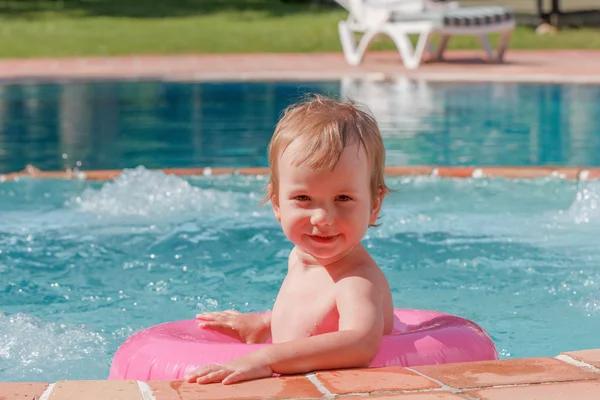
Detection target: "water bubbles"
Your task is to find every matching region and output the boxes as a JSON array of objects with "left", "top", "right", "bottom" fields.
[
  {"left": 499, "top": 348, "right": 512, "bottom": 357},
  {"left": 69, "top": 166, "right": 257, "bottom": 220},
  {"left": 566, "top": 182, "right": 600, "bottom": 224},
  {"left": 0, "top": 313, "right": 107, "bottom": 381}
]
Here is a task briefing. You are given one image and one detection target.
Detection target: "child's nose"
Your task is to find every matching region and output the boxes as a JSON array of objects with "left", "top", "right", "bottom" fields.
[{"left": 310, "top": 208, "right": 334, "bottom": 226}]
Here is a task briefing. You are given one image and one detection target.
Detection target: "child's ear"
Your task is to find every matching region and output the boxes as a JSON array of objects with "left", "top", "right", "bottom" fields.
[
  {"left": 271, "top": 195, "right": 281, "bottom": 222},
  {"left": 369, "top": 187, "right": 384, "bottom": 225}
]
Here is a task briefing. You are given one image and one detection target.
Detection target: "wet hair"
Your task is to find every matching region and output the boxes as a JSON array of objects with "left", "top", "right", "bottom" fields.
[{"left": 265, "top": 94, "right": 389, "bottom": 211}]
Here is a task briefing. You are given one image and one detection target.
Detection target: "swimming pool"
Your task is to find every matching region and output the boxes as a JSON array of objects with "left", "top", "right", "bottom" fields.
[
  {"left": 1, "top": 80, "right": 599, "bottom": 382},
  {"left": 1, "top": 79, "right": 600, "bottom": 174}
]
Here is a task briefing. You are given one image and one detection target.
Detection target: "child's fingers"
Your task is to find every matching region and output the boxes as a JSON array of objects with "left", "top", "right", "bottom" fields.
[
  {"left": 196, "top": 312, "right": 228, "bottom": 321},
  {"left": 196, "top": 311, "right": 239, "bottom": 320},
  {"left": 185, "top": 364, "right": 227, "bottom": 384},
  {"left": 198, "top": 321, "right": 233, "bottom": 330},
  {"left": 222, "top": 370, "right": 246, "bottom": 385},
  {"left": 196, "top": 368, "right": 230, "bottom": 384}
]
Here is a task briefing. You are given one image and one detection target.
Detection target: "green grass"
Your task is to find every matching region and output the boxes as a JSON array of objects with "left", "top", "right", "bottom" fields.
[{"left": 0, "top": 0, "right": 599, "bottom": 58}]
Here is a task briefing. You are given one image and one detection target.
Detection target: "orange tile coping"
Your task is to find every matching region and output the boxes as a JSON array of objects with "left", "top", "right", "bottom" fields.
[
  {"left": 2, "top": 165, "right": 600, "bottom": 183},
  {"left": 1, "top": 50, "right": 600, "bottom": 84},
  {"left": 2, "top": 350, "right": 599, "bottom": 400}
]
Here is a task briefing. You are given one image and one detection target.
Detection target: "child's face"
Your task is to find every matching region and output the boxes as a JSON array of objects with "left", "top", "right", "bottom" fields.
[{"left": 272, "top": 140, "right": 382, "bottom": 263}]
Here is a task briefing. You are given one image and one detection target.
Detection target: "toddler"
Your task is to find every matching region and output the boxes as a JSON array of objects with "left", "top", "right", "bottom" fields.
[{"left": 186, "top": 94, "right": 394, "bottom": 385}]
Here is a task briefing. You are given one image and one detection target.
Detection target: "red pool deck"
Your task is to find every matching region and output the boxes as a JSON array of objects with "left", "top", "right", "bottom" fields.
[
  {"left": 2, "top": 50, "right": 600, "bottom": 398},
  {"left": 2, "top": 350, "right": 600, "bottom": 399},
  {"left": 2, "top": 50, "right": 600, "bottom": 84},
  {"left": 2, "top": 165, "right": 600, "bottom": 182}
]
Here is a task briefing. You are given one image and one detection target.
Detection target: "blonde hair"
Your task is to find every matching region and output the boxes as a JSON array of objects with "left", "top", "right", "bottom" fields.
[{"left": 265, "top": 94, "right": 389, "bottom": 210}]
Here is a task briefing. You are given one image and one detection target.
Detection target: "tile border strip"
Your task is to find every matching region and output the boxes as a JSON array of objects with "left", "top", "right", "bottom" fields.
[
  {"left": 2, "top": 350, "right": 600, "bottom": 399},
  {"left": 39, "top": 383, "right": 55, "bottom": 400},
  {"left": 556, "top": 355, "right": 600, "bottom": 373},
  {"left": 4, "top": 71, "right": 600, "bottom": 85},
  {"left": 136, "top": 381, "right": 157, "bottom": 400},
  {"left": 305, "top": 373, "right": 335, "bottom": 399},
  {"left": 2, "top": 165, "right": 600, "bottom": 182}
]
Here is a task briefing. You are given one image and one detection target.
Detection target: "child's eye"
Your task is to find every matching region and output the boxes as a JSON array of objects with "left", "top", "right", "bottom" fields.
[
  {"left": 294, "top": 195, "right": 310, "bottom": 201},
  {"left": 336, "top": 195, "right": 353, "bottom": 202}
]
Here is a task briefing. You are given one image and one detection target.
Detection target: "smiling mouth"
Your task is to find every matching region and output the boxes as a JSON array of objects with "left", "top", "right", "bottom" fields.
[{"left": 309, "top": 234, "right": 339, "bottom": 243}]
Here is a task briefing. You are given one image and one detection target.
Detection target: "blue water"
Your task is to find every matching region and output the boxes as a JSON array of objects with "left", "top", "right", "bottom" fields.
[
  {"left": 1, "top": 80, "right": 600, "bottom": 382},
  {"left": 2, "top": 79, "right": 600, "bottom": 174}
]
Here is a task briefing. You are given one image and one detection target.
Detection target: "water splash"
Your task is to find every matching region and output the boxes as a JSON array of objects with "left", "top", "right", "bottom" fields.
[
  {"left": 566, "top": 182, "right": 600, "bottom": 224},
  {"left": 68, "top": 166, "right": 257, "bottom": 219},
  {"left": 0, "top": 313, "right": 108, "bottom": 381}
]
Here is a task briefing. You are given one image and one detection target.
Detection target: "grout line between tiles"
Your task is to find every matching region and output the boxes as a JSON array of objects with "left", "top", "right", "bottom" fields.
[
  {"left": 404, "top": 368, "right": 464, "bottom": 394},
  {"left": 555, "top": 354, "right": 600, "bottom": 373},
  {"left": 404, "top": 367, "right": 481, "bottom": 400},
  {"left": 435, "top": 380, "right": 600, "bottom": 392},
  {"left": 137, "top": 381, "right": 157, "bottom": 400},
  {"left": 39, "top": 382, "right": 55, "bottom": 400},
  {"left": 305, "top": 373, "right": 335, "bottom": 399},
  {"left": 334, "top": 388, "right": 452, "bottom": 397}
]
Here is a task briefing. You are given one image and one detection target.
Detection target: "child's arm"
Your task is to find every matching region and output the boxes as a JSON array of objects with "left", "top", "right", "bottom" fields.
[
  {"left": 186, "top": 276, "right": 383, "bottom": 384},
  {"left": 196, "top": 310, "right": 271, "bottom": 344}
]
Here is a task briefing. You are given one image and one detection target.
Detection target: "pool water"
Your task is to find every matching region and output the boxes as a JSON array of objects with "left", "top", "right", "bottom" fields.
[
  {"left": 1, "top": 169, "right": 599, "bottom": 381},
  {"left": 1, "top": 79, "right": 600, "bottom": 382},
  {"left": 1, "top": 80, "right": 600, "bottom": 174}
]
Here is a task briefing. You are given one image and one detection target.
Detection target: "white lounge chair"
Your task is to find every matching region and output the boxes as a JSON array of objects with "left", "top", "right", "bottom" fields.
[{"left": 335, "top": 0, "right": 516, "bottom": 69}]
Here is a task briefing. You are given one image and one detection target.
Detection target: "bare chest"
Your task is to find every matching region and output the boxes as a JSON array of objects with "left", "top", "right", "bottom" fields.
[{"left": 270, "top": 271, "right": 338, "bottom": 342}]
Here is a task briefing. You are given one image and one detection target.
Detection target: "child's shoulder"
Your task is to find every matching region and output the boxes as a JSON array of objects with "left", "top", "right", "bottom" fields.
[
  {"left": 286, "top": 247, "right": 299, "bottom": 270},
  {"left": 335, "top": 252, "right": 382, "bottom": 283}
]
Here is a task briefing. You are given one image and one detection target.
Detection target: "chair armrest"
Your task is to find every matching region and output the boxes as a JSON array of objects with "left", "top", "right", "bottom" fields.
[{"left": 426, "top": 0, "right": 460, "bottom": 10}]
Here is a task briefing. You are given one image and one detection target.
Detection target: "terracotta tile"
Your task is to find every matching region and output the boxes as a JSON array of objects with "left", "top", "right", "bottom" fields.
[
  {"left": 161, "top": 168, "right": 211, "bottom": 176},
  {"left": 237, "top": 167, "right": 269, "bottom": 175},
  {"left": 147, "top": 376, "right": 323, "bottom": 400},
  {"left": 467, "top": 380, "right": 600, "bottom": 400},
  {"left": 562, "top": 349, "right": 600, "bottom": 369},
  {"left": 435, "top": 167, "right": 475, "bottom": 178},
  {"left": 315, "top": 367, "right": 439, "bottom": 395},
  {"left": 477, "top": 167, "right": 555, "bottom": 179},
  {"left": 0, "top": 382, "right": 49, "bottom": 399},
  {"left": 145, "top": 381, "right": 183, "bottom": 400},
  {"left": 83, "top": 170, "right": 123, "bottom": 180},
  {"left": 343, "top": 392, "right": 465, "bottom": 399},
  {"left": 585, "top": 169, "right": 600, "bottom": 180},
  {"left": 48, "top": 380, "right": 142, "bottom": 400},
  {"left": 412, "top": 358, "right": 600, "bottom": 389},
  {"left": 3, "top": 50, "right": 599, "bottom": 84},
  {"left": 546, "top": 167, "right": 582, "bottom": 180},
  {"left": 385, "top": 166, "right": 434, "bottom": 176}
]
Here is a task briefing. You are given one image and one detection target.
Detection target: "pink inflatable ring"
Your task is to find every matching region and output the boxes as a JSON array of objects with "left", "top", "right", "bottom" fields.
[{"left": 109, "top": 309, "right": 498, "bottom": 380}]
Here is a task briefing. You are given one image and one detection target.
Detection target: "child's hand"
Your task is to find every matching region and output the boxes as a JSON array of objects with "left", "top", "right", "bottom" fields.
[
  {"left": 196, "top": 310, "right": 270, "bottom": 344},
  {"left": 185, "top": 352, "right": 273, "bottom": 385}
]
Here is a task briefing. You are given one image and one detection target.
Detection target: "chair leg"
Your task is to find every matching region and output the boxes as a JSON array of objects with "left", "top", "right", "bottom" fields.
[
  {"left": 433, "top": 34, "right": 451, "bottom": 61},
  {"left": 338, "top": 21, "right": 377, "bottom": 66},
  {"left": 477, "top": 34, "right": 494, "bottom": 59},
  {"left": 495, "top": 30, "right": 513, "bottom": 63},
  {"left": 387, "top": 27, "right": 432, "bottom": 69}
]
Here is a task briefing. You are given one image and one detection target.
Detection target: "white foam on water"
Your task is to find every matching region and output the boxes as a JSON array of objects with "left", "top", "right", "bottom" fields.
[
  {"left": 68, "top": 166, "right": 264, "bottom": 221},
  {"left": 565, "top": 181, "right": 600, "bottom": 224},
  {"left": 0, "top": 313, "right": 108, "bottom": 381}
]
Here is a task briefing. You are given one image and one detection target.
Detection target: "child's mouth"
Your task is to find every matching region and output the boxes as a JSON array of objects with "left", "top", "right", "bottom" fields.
[{"left": 309, "top": 234, "right": 339, "bottom": 243}]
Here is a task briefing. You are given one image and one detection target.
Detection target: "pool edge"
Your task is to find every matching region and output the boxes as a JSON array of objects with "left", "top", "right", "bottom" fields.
[
  {"left": 3, "top": 349, "right": 599, "bottom": 399},
  {"left": 2, "top": 165, "right": 600, "bottom": 182}
]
